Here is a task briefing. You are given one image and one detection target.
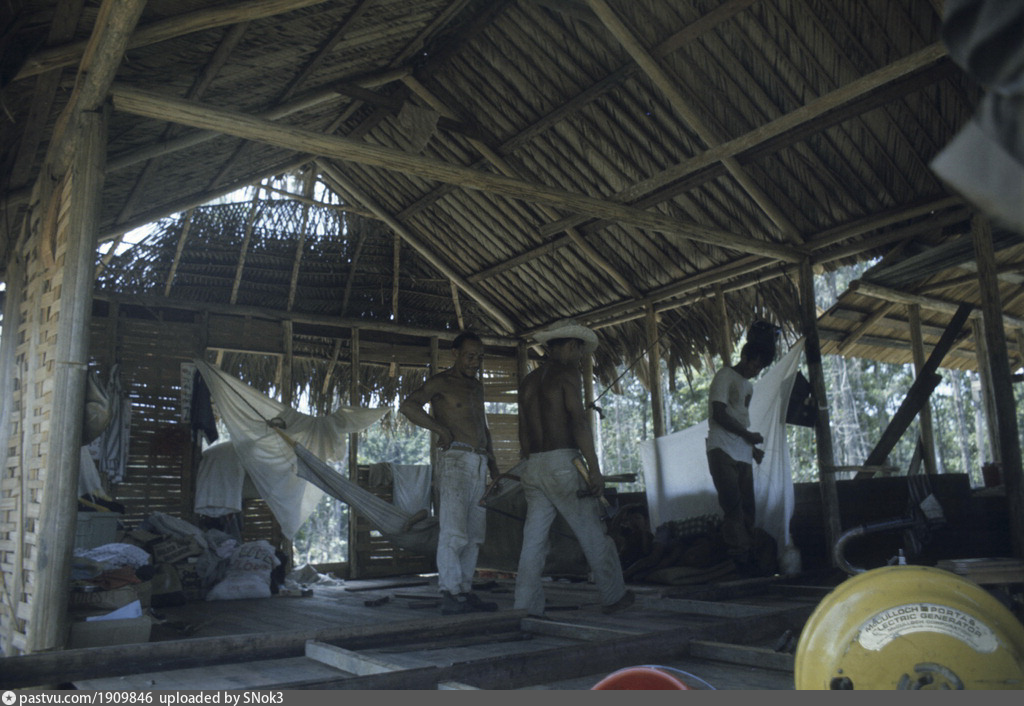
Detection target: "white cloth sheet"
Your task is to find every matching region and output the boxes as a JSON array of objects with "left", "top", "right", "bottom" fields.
[
  {"left": 640, "top": 340, "right": 804, "bottom": 566},
  {"left": 193, "top": 360, "right": 388, "bottom": 539},
  {"left": 195, "top": 442, "right": 247, "bottom": 517}
]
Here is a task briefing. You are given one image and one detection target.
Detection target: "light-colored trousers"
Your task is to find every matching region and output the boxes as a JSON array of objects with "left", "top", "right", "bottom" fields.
[
  {"left": 436, "top": 448, "right": 489, "bottom": 595},
  {"left": 514, "top": 449, "right": 626, "bottom": 616}
]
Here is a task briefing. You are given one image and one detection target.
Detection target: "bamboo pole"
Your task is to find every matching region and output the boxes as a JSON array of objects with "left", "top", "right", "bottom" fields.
[
  {"left": 348, "top": 327, "right": 361, "bottom": 579},
  {"left": 907, "top": 304, "right": 938, "bottom": 474},
  {"left": 162, "top": 209, "right": 195, "bottom": 297},
  {"left": 971, "top": 215, "right": 1023, "bottom": 558},
  {"left": 646, "top": 306, "right": 666, "bottom": 438},
  {"left": 714, "top": 285, "right": 732, "bottom": 363},
  {"left": 798, "top": 259, "right": 841, "bottom": 563},
  {"left": 230, "top": 186, "right": 264, "bottom": 304}
]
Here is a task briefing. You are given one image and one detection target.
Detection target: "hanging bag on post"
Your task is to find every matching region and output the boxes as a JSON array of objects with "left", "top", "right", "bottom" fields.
[{"left": 82, "top": 368, "right": 112, "bottom": 445}]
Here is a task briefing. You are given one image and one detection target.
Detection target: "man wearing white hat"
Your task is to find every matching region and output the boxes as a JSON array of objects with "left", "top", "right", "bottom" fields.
[{"left": 514, "top": 319, "right": 634, "bottom": 617}]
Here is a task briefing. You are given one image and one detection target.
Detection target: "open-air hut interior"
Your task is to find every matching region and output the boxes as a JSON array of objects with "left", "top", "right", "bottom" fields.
[{"left": 1, "top": 0, "right": 1022, "bottom": 689}]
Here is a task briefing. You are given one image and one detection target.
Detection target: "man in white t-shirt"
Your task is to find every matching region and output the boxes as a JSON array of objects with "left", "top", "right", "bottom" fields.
[{"left": 706, "top": 342, "right": 771, "bottom": 574}]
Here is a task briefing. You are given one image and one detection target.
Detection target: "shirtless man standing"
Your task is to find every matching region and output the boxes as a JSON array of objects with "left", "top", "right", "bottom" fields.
[
  {"left": 400, "top": 331, "right": 500, "bottom": 615},
  {"left": 514, "top": 320, "right": 634, "bottom": 617}
]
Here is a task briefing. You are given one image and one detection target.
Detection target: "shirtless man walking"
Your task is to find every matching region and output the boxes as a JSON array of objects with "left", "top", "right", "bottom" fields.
[
  {"left": 400, "top": 331, "right": 500, "bottom": 615},
  {"left": 514, "top": 320, "right": 634, "bottom": 617}
]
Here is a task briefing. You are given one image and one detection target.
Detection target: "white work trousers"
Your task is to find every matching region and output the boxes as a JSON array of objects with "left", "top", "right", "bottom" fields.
[
  {"left": 514, "top": 449, "right": 626, "bottom": 616},
  {"left": 436, "top": 448, "right": 489, "bottom": 595}
]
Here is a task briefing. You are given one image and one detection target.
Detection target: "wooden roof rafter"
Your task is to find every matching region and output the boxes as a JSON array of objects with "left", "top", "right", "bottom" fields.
[
  {"left": 585, "top": 0, "right": 805, "bottom": 246},
  {"left": 471, "top": 43, "right": 951, "bottom": 283},
  {"left": 401, "top": 74, "right": 643, "bottom": 300},
  {"left": 109, "top": 85, "right": 802, "bottom": 263}
]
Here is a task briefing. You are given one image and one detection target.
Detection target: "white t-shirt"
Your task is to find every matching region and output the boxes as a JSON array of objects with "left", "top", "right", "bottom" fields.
[{"left": 706, "top": 365, "right": 753, "bottom": 464}]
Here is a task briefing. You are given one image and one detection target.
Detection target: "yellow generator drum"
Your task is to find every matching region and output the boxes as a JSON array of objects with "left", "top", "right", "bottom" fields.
[{"left": 795, "top": 565, "right": 1024, "bottom": 689}]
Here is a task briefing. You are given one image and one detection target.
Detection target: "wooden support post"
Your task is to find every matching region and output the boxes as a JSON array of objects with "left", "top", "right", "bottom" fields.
[
  {"left": 971, "top": 215, "right": 1024, "bottom": 559},
  {"left": 0, "top": 249, "right": 25, "bottom": 657},
  {"left": 972, "top": 317, "right": 999, "bottom": 465},
  {"left": 863, "top": 303, "right": 973, "bottom": 473},
  {"left": 348, "top": 327, "right": 361, "bottom": 579},
  {"left": 430, "top": 336, "right": 441, "bottom": 473},
  {"left": 646, "top": 306, "right": 666, "bottom": 438},
  {"left": 281, "top": 320, "right": 293, "bottom": 406},
  {"left": 583, "top": 353, "right": 601, "bottom": 469},
  {"left": 31, "top": 106, "right": 109, "bottom": 652},
  {"left": 715, "top": 284, "right": 731, "bottom": 363},
  {"left": 798, "top": 259, "right": 841, "bottom": 561},
  {"left": 907, "top": 304, "right": 938, "bottom": 474}
]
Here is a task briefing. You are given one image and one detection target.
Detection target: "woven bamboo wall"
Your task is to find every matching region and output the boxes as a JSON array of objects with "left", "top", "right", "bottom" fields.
[
  {"left": 0, "top": 175, "right": 73, "bottom": 656},
  {"left": 88, "top": 304, "right": 202, "bottom": 529}
]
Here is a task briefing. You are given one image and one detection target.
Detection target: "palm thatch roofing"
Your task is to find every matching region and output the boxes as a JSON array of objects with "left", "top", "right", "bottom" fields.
[{"left": 1, "top": 0, "right": 1011, "bottom": 398}]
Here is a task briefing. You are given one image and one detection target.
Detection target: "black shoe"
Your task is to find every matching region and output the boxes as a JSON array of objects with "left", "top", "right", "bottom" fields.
[
  {"left": 441, "top": 590, "right": 469, "bottom": 615},
  {"left": 601, "top": 589, "right": 635, "bottom": 614},
  {"left": 461, "top": 591, "right": 498, "bottom": 612}
]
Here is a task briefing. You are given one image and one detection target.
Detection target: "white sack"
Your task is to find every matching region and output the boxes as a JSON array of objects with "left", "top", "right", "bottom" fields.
[{"left": 206, "top": 540, "right": 281, "bottom": 601}]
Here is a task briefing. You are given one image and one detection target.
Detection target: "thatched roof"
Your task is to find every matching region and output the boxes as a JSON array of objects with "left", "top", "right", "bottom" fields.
[{"left": 0, "top": 0, "right": 999, "bottom": 387}]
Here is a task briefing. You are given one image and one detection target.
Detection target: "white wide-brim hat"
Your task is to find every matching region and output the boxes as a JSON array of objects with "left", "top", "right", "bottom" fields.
[{"left": 532, "top": 319, "right": 599, "bottom": 355}]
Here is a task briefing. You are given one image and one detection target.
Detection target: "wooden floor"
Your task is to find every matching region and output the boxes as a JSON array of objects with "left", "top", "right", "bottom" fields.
[{"left": 4, "top": 572, "right": 834, "bottom": 690}]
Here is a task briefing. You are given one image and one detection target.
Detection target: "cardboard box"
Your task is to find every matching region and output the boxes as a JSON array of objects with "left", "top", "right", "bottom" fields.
[
  {"left": 151, "top": 537, "right": 201, "bottom": 564},
  {"left": 69, "top": 581, "right": 152, "bottom": 610},
  {"left": 74, "top": 512, "right": 123, "bottom": 550},
  {"left": 68, "top": 616, "right": 152, "bottom": 649},
  {"left": 175, "top": 563, "right": 205, "bottom": 601}
]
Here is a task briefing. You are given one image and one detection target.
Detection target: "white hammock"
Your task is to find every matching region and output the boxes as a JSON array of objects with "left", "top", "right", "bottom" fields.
[{"left": 194, "top": 359, "right": 388, "bottom": 539}]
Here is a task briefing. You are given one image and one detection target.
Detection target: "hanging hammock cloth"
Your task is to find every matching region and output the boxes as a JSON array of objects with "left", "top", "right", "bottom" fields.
[
  {"left": 193, "top": 359, "right": 388, "bottom": 540},
  {"left": 287, "top": 435, "right": 440, "bottom": 555}
]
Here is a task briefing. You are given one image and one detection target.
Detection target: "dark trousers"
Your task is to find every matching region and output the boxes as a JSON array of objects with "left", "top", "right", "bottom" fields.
[{"left": 706, "top": 447, "right": 755, "bottom": 559}]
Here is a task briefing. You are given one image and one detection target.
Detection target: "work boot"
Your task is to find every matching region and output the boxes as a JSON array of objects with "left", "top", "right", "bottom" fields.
[
  {"left": 441, "top": 590, "right": 469, "bottom": 615},
  {"left": 601, "top": 589, "right": 635, "bottom": 615},
  {"left": 461, "top": 591, "right": 498, "bottom": 612}
]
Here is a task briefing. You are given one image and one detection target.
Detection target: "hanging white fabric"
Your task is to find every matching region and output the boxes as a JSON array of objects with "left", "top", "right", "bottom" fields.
[
  {"left": 640, "top": 339, "right": 804, "bottom": 564},
  {"left": 193, "top": 359, "right": 388, "bottom": 539}
]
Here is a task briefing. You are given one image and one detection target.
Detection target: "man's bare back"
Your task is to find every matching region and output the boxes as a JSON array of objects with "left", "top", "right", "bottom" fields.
[{"left": 519, "top": 363, "right": 579, "bottom": 455}]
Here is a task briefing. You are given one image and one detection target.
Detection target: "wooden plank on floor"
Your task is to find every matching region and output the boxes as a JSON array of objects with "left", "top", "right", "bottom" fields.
[
  {"left": 641, "top": 596, "right": 786, "bottom": 618},
  {"left": 2, "top": 611, "right": 528, "bottom": 689},
  {"left": 689, "top": 640, "right": 795, "bottom": 672},
  {"left": 305, "top": 640, "right": 409, "bottom": 675},
  {"left": 520, "top": 617, "right": 641, "bottom": 641},
  {"left": 291, "top": 605, "right": 815, "bottom": 689},
  {"left": 73, "top": 657, "right": 346, "bottom": 690}
]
